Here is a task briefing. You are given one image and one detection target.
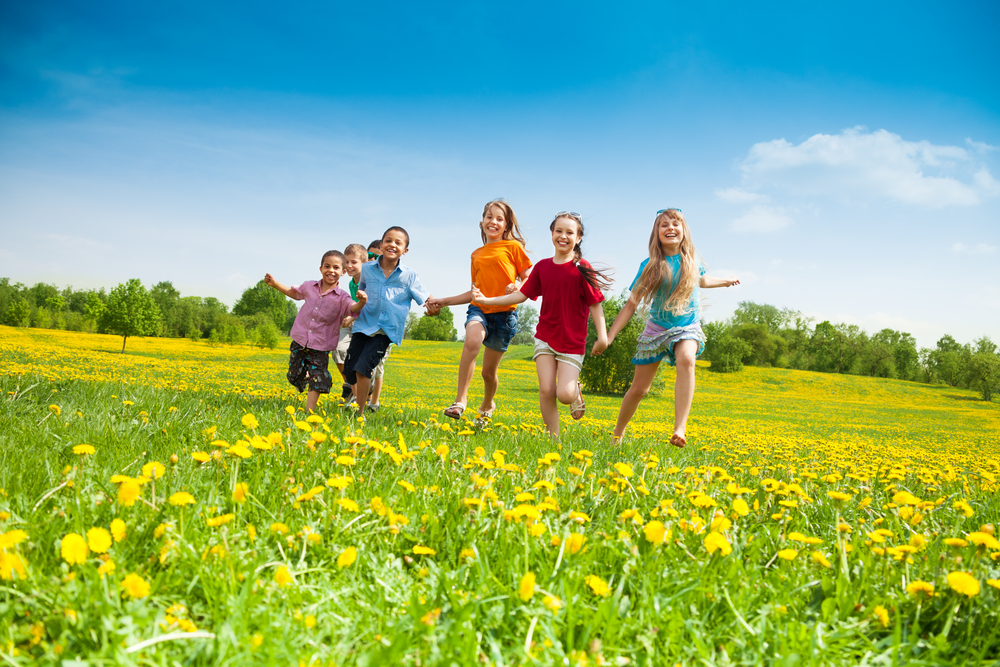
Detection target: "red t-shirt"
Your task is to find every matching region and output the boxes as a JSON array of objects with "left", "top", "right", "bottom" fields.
[{"left": 519, "top": 258, "right": 605, "bottom": 354}]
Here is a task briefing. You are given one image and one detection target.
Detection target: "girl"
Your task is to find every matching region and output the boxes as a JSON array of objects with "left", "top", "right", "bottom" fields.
[
  {"left": 426, "top": 199, "right": 533, "bottom": 421},
  {"left": 601, "top": 208, "right": 739, "bottom": 447},
  {"left": 473, "top": 211, "right": 611, "bottom": 436}
]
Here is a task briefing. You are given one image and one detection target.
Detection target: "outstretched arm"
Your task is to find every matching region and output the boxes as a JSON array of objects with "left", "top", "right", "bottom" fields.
[
  {"left": 264, "top": 273, "right": 302, "bottom": 300},
  {"left": 472, "top": 286, "right": 528, "bottom": 308},
  {"left": 700, "top": 275, "right": 740, "bottom": 289},
  {"left": 426, "top": 289, "right": 474, "bottom": 310},
  {"left": 605, "top": 294, "right": 640, "bottom": 347},
  {"left": 589, "top": 302, "right": 609, "bottom": 356}
]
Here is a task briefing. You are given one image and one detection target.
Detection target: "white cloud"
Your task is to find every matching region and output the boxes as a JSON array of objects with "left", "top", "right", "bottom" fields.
[
  {"left": 738, "top": 127, "right": 998, "bottom": 207},
  {"left": 714, "top": 187, "right": 768, "bottom": 204},
  {"left": 966, "top": 138, "right": 998, "bottom": 153},
  {"left": 731, "top": 205, "right": 793, "bottom": 233},
  {"left": 952, "top": 242, "right": 997, "bottom": 255}
]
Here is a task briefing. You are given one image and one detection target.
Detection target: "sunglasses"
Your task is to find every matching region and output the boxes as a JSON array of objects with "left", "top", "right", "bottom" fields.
[
  {"left": 367, "top": 251, "right": 378, "bottom": 260},
  {"left": 656, "top": 208, "right": 682, "bottom": 215},
  {"left": 555, "top": 211, "right": 581, "bottom": 220}
]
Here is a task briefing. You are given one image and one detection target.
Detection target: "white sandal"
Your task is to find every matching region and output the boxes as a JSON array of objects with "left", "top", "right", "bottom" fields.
[
  {"left": 444, "top": 402, "right": 466, "bottom": 419},
  {"left": 570, "top": 383, "right": 586, "bottom": 420}
]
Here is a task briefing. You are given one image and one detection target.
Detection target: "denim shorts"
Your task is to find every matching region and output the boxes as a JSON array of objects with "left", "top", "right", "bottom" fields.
[{"left": 466, "top": 305, "right": 518, "bottom": 352}]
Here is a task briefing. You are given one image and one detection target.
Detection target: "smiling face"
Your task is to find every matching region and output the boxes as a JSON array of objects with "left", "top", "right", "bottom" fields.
[
  {"left": 481, "top": 205, "right": 507, "bottom": 243},
  {"left": 379, "top": 229, "right": 409, "bottom": 262},
  {"left": 657, "top": 214, "right": 685, "bottom": 255},
  {"left": 319, "top": 255, "right": 345, "bottom": 288},
  {"left": 343, "top": 250, "right": 366, "bottom": 279},
  {"left": 550, "top": 216, "right": 581, "bottom": 259}
]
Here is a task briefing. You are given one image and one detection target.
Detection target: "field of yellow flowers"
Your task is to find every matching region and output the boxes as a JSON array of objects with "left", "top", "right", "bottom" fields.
[{"left": 1, "top": 325, "right": 999, "bottom": 666}]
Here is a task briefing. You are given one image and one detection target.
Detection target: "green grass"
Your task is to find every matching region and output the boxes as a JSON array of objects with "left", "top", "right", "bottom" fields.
[{"left": 1, "top": 331, "right": 1000, "bottom": 665}]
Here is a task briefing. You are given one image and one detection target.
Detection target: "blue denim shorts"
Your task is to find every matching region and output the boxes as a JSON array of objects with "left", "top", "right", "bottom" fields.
[{"left": 465, "top": 305, "right": 518, "bottom": 352}]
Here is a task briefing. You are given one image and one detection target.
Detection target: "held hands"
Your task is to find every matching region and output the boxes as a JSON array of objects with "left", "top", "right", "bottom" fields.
[
  {"left": 424, "top": 297, "right": 441, "bottom": 316},
  {"left": 505, "top": 282, "right": 517, "bottom": 295},
  {"left": 341, "top": 315, "right": 356, "bottom": 328},
  {"left": 591, "top": 337, "right": 609, "bottom": 356}
]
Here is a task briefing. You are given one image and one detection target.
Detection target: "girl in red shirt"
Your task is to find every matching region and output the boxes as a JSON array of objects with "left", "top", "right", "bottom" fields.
[{"left": 474, "top": 212, "right": 611, "bottom": 436}]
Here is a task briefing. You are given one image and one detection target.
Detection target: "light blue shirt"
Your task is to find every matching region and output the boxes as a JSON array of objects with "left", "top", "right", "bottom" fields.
[
  {"left": 356, "top": 260, "right": 429, "bottom": 345},
  {"left": 630, "top": 255, "right": 706, "bottom": 329}
]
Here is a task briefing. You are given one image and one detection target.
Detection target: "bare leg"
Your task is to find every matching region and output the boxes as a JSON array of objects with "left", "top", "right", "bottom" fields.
[
  {"left": 479, "top": 347, "right": 506, "bottom": 414},
  {"left": 306, "top": 390, "right": 320, "bottom": 413},
  {"left": 612, "top": 362, "right": 662, "bottom": 443},
  {"left": 354, "top": 374, "right": 371, "bottom": 420},
  {"left": 670, "top": 339, "right": 699, "bottom": 447},
  {"left": 555, "top": 362, "right": 582, "bottom": 405},
  {"left": 535, "top": 354, "right": 560, "bottom": 435},
  {"left": 370, "top": 376, "right": 383, "bottom": 404},
  {"left": 454, "top": 322, "right": 487, "bottom": 406}
]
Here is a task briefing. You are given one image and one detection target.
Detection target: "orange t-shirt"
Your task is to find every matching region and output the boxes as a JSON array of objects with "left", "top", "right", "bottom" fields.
[{"left": 470, "top": 240, "right": 532, "bottom": 314}]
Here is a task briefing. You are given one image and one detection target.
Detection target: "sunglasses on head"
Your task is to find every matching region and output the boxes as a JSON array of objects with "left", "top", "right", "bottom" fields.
[
  {"left": 555, "top": 211, "right": 581, "bottom": 220},
  {"left": 656, "top": 208, "right": 682, "bottom": 215}
]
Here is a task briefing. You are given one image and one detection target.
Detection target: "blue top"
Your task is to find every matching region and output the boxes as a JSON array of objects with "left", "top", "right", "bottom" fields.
[
  {"left": 356, "top": 260, "right": 429, "bottom": 345},
  {"left": 629, "top": 255, "right": 706, "bottom": 329}
]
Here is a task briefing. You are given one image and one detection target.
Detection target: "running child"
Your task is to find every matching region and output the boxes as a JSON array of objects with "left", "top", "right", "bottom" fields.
[
  {"left": 364, "top": 239, "right": 391, "bottom": 411},
  {"left": 473, "top": 211, "right": 612, "bottom": 436},
  {"left": 425, "top": 198, "right": 532, "bottom": 422},
  {"left": 600, "top": 208, "right": 739, "bottom": 447},
  {"left": 342, "top": 226, "right": 433, "bottom": 419},
  {"left": 334, "top": 243, "right": 369, "bottom": 404},
  {"left": 264, "top": 250, "right": 367, "bottom": 413}
]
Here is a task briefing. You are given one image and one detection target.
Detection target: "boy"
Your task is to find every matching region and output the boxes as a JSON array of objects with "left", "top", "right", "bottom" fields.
[
  {"left": 342, "top": 226, "right": 432, "bottom": 419},
  {"left": 264, "top": 250, "right": 366, "bottom": 412},
  {"left": 334, "top": 243, "right": 368, "bottom": 404}
]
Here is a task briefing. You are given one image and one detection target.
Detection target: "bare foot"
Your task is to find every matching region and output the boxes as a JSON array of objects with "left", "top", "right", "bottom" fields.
[
  {"left": 670, "top": 433, "right": 686, "bottom": 448},
  {"left": 611, "top": 435, "right": 623, "bottom": 446}
]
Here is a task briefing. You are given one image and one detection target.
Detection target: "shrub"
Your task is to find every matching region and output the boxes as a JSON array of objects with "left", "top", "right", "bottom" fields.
[
  {"left": 709, "top": 335, "right": 753, "bottom": 373},
  {"left": 581, "top": 293, "right": 663, "bottom": 395}
]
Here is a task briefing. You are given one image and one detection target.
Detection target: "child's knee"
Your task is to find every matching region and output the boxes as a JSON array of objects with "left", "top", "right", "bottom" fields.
[
  {"left": 539, "top": 383, "right": 556, "bottom": 400},
  {"left": 556, "top": 384, "right": 576, "bottom": 404},
  {"left": 628, "top": 383, "right": 651, "bottom": 400}
]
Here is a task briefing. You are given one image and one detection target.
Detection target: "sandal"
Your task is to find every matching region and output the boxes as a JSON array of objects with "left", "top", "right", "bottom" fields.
[
  {"left": 473, "top": 406, "right": 495, "bottom": 428},
  {"left": 570, "top": 383, "right": 586, "bottom": 420},
  {"left": 443, "top": 402, "right": 466, "bottom": 419}
]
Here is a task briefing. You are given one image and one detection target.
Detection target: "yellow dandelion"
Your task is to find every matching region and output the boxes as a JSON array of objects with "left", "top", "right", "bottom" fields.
[
  {"left": 168, "top": 492, "right": 195, "bottom": 506},
  {"left": 704, "top": 531, "right": 732, "bottom": 556},
  {"left": 643, "top": 520, "right": 667, "bottom": 545},
  {"left": 906, "top": 581, "right": 935, "bottom": 598},
  {"left": 777, "top": 549, "right": 798, "bottom": 561},
  {"left": 232, "top": 482, "right": 249, "bottom": 503},
  {"left": 947, "top": 571, "right": 980, "bottom": 597},
  {"left": 872, "top": 605, "right": 889, "bottom": 628},
  {"left": 564, "top": 532, "right": 586, "bottom": 554},
  {"left": 241, "top": 413, "right": 259, "bottom": 430},
  {"left": 141, "top": 461, "right": 165, "bottom": 479},
  {"left": 413, "top": 545, "right": 436, "bottom": 556},
  {"left": 110, "top": 519, "right": 126, "bottom": 542},
  {"left": 518, "top": 572, "right": 536, "bottom": 602},
  {"left": 121, "top": 572, "right": 150, "bottom": 599},
  {"left": 192, "top": 451, "right": 210, "bottom": 463},
  {"left": 337, "top": 546, "right": 357, "bottom": 568},
  {"left": 86, "top": 527, "right": 112, "bottom": 554},
  {"left": 585, "top": 574, "right": 611, "bottom": 597},
  {"left": 274, "top": 566, "right": 294, "bottom": 586},
  {"left": 72, "top": 444, "right": 95, "bottom": 456},
  {"left": 61, "top": 533, "right": 89, "bottom": 565}
]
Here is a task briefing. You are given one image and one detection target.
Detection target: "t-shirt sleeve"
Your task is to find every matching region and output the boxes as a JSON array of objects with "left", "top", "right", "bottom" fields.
[
  {"left": 579, "top": 260, "right": 605, "bottom": 306},
  {"left": 512, "top": 243, "right": 532, "bottom": 276},
  {"left": 408, "top": 273, "right": 429, "bottom": 306},
  {"left": 358, "top": 265, "right": 370, "bottom": 292},
  {"left": 629, "top": 259, "right": 648, "bottom": 292},
  {"left": 518, "top": 261, "right": 542, "bottom": 300}
]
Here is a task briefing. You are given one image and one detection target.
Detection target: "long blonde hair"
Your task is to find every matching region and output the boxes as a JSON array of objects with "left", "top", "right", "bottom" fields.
[
  {"left": 480, "top": 199, "right": 527, "bottom": 247},
  {"left": 631, "top": 209, "right": 700, "bottom": 315}
]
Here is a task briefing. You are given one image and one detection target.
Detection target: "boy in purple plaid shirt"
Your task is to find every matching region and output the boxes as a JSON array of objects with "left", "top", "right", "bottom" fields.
[{"left": 264, "top": 250, "right": 367, "bottom": 412}]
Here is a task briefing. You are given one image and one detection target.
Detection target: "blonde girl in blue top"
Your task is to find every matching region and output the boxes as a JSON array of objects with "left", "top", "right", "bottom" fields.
[{"left": 601, "top": 208, "right": 739, "bottom": 447}]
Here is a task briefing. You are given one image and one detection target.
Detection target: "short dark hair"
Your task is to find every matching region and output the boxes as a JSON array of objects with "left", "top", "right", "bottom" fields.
[
  {"left": 382, "top": 226, "right": 410, "bottom": 248},
  {"left": 368, "top": 239, "right": 382, "bottom": 251},
  {"left": 321, "top": 250, "right": 346, "bottom": 265}
]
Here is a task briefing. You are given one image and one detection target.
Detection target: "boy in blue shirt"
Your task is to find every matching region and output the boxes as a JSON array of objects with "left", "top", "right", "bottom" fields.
[{"left": 342, "top": 226, "right": 435, "bottom": 419}]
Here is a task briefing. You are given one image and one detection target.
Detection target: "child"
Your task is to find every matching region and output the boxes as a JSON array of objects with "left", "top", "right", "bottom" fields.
[
  {"left": 342, "top": 226, "right": 433, "bottom": 419},
  {"left": 601, "top": 208, "right": 739, "bottom": 447},
  {"left": 364, "top": 239, "right": 391, "bottom": 411},
  {"left": 473, "top": 211, "right": 612, "bottom": 436},
  {"left": 425, "top": 198, "right": 532, "bottom": 422},
  {"left": 264, "top": 250, "right": 367, "bottom": 413},
  {"left": 334, "top": 243, "right": 369, "bottom": 404}
]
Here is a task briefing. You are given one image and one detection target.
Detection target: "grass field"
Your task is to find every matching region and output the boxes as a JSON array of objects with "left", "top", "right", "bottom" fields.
[{"left": 2, "top": 326, "right": 1000, "bottom": 665}]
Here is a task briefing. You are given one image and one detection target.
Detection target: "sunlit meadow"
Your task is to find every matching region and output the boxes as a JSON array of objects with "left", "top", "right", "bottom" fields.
[{"left": 2, "top": 325, "right": 1000, "bottom": 666}]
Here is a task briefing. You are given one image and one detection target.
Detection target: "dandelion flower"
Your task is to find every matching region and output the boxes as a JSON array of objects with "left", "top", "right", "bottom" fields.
[
  {"left": 947, "top": 571, "right": 980, "bottom": 597},
  {"left": 336, "top": 455, "right": 356, "bottom": 466},
  {"left": 168, "top": 492, "right": 195, "bottom": 506},
  {"left": 564, "top": 533, "right": 586, "bottom": 554},
  {"left": 968, "top": 532, "right": 1000, "bottom": 550},
  {"left": 585, "top": 574, "right": 611, "bottom": 597},
  {"left": 274, "top": 566, "right": 294, "bottom": 586},
  {"left": 413, "top": 545, "right": 436, "bottom": 556},
  {"left": 613, "top": 462, "right": 633, "bottom": 478},
  {"left": 704, "top": 531, "right": 732, "bottom": 556},
  {"left": 117, "top": 479, "right": 141, "bottom": 507},
  {"left": 121, "top": 573, "right": 150, "bottom": 599},
  {"left": 643, "top": 520, "right": 667, "bottom": 545},
  {"left": 518, "top": 572, "right": 536, "bottom": 602},
  {"left": 61, "top": 533, "right": 89, "bottom": 565},
  {"left": 226, "top": 444, "right": 252, "bottom": 459},
  {"left": 944, "top": 538, "right": 969, "bottom": 548},
  {"left": 72, "top": 444, "right": 95, "bottom": 456},
  {"left": 86, "top": 527, "right": 112, "bottom": 554},
  {"left": 206, "top": 513, "right": 233, "bottom": 527},
  {"left": 732, "top": 498, "right": 749, "bottom": 516},
  {"left": 141, "top": 461, "right": 165, "bottom": 479},
  {"left": 110, "top": 519, "right": 126, "bottom": 542},
  {"left": 337, "top": 546, "right": 357, "bottom": 568},
  {"left": 543, "top": 595, "right": 562, "bottom": 612},
  {"left": 811, "top": 551, "right": 831, "bottom": 568},
  {"left": 872, "top": 605, "right": 889, "bottom": 627},
  {"left": 0, "top": 529, "right": 28, "bottom": 549},
  {"left": 0, "top": 552, "right": 27, "bottom": 580},
  {"left": 192, "top": 451, "right": 210, "bottom": 463},
  {"left": 906, "top": 581, "right": 934, "bottom": 598},
  {"left": 241, "top": 413, "right": 259, "bottom": 430},
  {"left": 777, "top": 549, "right": 798, "bottom": 561},
  {"left": 232, "top": 483, "right": 249, "bottom": 504}
]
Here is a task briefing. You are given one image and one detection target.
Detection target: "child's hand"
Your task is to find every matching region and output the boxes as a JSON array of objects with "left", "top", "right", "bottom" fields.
[
  {"left": 591, "top": 338, "right": 609, "bottom": 356},
  {"left": 341, "top": 315, "right": 355, "bottom": 328},
  {"left": 725, "top": 276, "right": 740, "bottom": 287},
  {"left": 355, "top": 289, "right": 367, "bottom": 304},
  {"left": 472, "top": 287, "right": 488, "bottom": 303},
  {"left": 264, "top": 273, "right": 275, "bottom": 286},
  {"left": 425, "top": 301, "right": 441, "bottom": 316},
  {"left": 505, "top": 283, "right": 517, "bottom": 295}
]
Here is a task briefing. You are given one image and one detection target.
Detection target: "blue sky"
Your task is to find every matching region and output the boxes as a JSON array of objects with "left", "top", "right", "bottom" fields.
[{"left": 1, "top": 1, "right": 998, "bottom": 347}]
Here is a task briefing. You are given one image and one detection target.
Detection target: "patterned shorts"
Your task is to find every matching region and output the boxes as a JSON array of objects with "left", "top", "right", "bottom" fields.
[
  {"left": 632, "top": 322, "right": 706, "bottom": 367},
  {"left": 287, "top": 341, "right": 333, "bottom": 394}
]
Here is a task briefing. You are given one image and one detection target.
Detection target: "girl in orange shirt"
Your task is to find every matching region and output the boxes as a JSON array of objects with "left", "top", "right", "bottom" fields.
[{"left": 426, "top": 199, "right": 532, "bottom": 422}]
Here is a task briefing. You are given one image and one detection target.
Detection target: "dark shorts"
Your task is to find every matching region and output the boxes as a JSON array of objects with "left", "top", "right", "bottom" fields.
[
  {"left": 343, "top": 332, "right": 393, "bottom": 384},
  {"left": 287, "top": 341, "right": 333, "bottom": 394},
  {"left": 465, "top": 305, "right": 518, "bottom": 352}
]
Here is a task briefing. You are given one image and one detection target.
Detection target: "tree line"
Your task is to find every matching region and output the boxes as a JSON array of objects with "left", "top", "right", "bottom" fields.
[
  {"left": 702, "top": 301, "right": 999, "bottom": 401},
  {"left": 0, "top": 278, "right": 297, "bottom": 352}
]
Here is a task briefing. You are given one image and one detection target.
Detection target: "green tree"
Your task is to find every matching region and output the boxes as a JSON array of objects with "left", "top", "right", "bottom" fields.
[
  {"left": 581, "top": 293, "right": 663, "bottom": 395},
  {"left": 709, "top": 334, "right": 753, "bottom": 373},
  {"left": 151, "top": 281, "right": 181, "bottom": 336},
  {"left": 411, "top": 306, "right": 457, "bottom": 341},
  {"left": 403, "top": 312, "right": 419, "bottom": 339},
  {"left": 99, "top": 279, "right": 162, "bottom": 352},
  {"left": 233, "top": 280, "right": 292, "bottom": 332},
  {"left": 6, "top": 298, "right": 31, "bottom": 327},
  {"left": 510, "top": 304, "right": 538, "bottom": 346}
]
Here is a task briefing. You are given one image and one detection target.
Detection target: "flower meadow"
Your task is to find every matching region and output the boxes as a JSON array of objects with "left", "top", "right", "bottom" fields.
[{"left": 1, "top": 326, "right": 1000, "bottom": 665}]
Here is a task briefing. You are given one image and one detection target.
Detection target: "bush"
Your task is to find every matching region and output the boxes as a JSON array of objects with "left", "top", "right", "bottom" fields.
[
  {"left": 581, "top": 293, "right": 663, "bottom": 395},
  {"left": 251, "top": 320, "right": 281, "bottom": 349},
  {"left": 511, "top": 304, "right": 538, "bottom": 346},
  {"left": 709, "top": 334, "right": 753, "bottom": 373},
  {"left": 411, "top": 306, "right": 457, "bottom": 342}
]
